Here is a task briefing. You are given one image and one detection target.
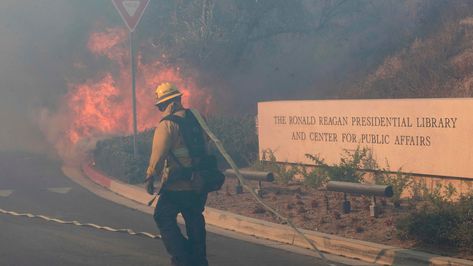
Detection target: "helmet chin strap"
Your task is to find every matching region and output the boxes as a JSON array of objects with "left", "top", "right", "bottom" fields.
[{"left": 157, "top": 103, "right": 167, "bottom": 112}]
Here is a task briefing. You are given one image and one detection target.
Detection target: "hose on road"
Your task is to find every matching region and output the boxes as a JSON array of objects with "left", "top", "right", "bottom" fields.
[{"left": 0, "top": 207, "right": 161, "bottom": 239}]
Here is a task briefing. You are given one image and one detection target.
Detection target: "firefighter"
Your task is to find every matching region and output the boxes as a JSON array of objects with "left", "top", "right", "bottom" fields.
[{"left": 145, "top": 82, "right": 209, "bottom": 266}]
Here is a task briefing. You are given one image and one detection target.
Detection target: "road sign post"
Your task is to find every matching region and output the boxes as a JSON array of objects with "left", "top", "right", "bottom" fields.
[
  {"left": 112, "top": 0, "right": 150, "bottom": 158},
  {"left": 130, "top": 30, "right": 138, "bottom": 158}
]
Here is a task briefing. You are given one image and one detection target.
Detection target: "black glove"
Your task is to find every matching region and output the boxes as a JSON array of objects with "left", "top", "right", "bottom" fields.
[{"left": 145, "top": 176, "right": 155, "bottom": 195}]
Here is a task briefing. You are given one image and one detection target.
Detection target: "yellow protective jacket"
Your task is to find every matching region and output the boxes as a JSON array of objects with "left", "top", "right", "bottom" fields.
[{"left": 146, "top": 102, "right": 198, "bottom": 191}]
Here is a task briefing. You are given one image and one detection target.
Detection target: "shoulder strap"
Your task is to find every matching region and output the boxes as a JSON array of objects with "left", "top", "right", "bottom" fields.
[
  {"left": 168, "top": 150, "right": 185, "bottom": 168},
  {"left": 160, "top": 112, "right": 199, "bottom": 168},
  {"left": 160, "top": 114, "right": 186, "bottom": 167},
  {"left": 160, "top": 114, "right": 184, "bottom": 125}
]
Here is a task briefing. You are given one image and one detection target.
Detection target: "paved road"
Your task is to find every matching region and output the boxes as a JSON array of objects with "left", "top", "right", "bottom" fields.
[{"left": 0, "top": 152, "right": 362, "bottom": 266}]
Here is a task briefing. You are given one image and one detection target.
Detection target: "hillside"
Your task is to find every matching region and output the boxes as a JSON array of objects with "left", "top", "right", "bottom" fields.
[{"left": 346, "top": 2, "right": 473, "bottom": 98}]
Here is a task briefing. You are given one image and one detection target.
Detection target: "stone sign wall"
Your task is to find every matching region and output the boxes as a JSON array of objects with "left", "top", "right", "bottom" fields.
[{"left": 258, "top": 98, "right": 473, "bottom": 179}]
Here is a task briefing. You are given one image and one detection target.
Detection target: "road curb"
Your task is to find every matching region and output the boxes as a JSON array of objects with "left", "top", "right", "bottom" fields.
[{"left": 82, "top": 162, "right": 473, "bottom": 266}]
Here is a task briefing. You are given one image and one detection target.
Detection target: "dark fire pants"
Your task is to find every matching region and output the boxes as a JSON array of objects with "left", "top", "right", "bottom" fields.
[{"left": 154, "top": 190, "right": 208, "bottom": 266}]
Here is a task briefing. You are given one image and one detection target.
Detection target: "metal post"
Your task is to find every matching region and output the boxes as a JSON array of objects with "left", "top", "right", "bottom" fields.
[
  {"left": 255, "top": 180, "right": 264, "bottom": 197},
  {"left": 342, "top": 193, "right": 351, "bottom": 214},
  {"left": 235, "top": 180, "right": 243, "bottom": 194},
  {"left": 324, "top": 193, "right": 329, "bottom": 212},
  {"left": 370, "top": 196, "right": 378, "bottom": 217},
  {"left": 130, "top": 30, "right": 138, "bottom": 158}
]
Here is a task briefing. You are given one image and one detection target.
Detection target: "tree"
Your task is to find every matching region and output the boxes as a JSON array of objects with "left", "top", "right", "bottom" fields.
[{"left": 140, "top": 0, "right": 354, "bottom": 70}]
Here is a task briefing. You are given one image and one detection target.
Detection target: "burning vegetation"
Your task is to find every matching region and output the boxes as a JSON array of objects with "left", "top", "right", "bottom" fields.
[
  {"left": 40, "top": 26, "right": 212, "bottom": 160},
  {"left": 7, "top": 0, "right": 469, "bottom": 159}
]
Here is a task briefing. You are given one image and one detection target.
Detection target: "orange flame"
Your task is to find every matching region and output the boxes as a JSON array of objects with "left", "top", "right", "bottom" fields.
[
  {"left": 66, "top": 73, "right": 129, "bottom": 144},
  {"left": 41, "top": 26, "right": 212, "bottom": 159}
]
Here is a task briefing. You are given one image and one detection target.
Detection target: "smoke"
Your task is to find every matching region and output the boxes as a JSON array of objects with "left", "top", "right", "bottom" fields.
[
  {"left": 135, "top": 0, "right": 432, "bottom": 113},
  {"left": 0, "top": 1, "right": 126, "bottom": 157},
  {"left": 0, "top": 1, "right": 78, "bottom": 155},
  {"left": 0, "top": 0, "right": 455, "bottom": 158}
]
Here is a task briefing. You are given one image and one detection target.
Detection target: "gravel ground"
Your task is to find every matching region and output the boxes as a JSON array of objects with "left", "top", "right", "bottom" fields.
[{"left": 206, "top": 177, "right": 472, "bottom": 260}]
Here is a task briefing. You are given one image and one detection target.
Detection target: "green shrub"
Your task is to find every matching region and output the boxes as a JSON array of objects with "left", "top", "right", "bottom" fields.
[
  {"left": 452, "top": 196, "right": 473, "bottom": 249},
  {"left": 396, "top": 204, "right": 459, "bottom": 246},
  {"left": 396, "top": 195, "right": 473, "bottom": 250},
  {"left": 428, "top": 183, "right": 447, "bottom": 206},
  {"left": 409, "top": 179, "right": 428, "bottom": 201},
  {"left": 299, "top": 165, "right": 328, "bottom": 189},
  {"left": 253, "top": 149, "right": 297, "bottom": 185},
  {"left": 275, "top": 165, "right": 298, "bottom": 185},
  {"left": 253, "top": 149, "right": 330, "bottom": 187},
  {"left": 93, "top": 130, "right": 153, "bottom": 184},
  {"left": 305, "top": 147, "right": 368, "bottom": 183},
  {"left": 444, "top": 183, "right": 458, "bottom": 202},
  {"left": 424, "top": 183, "right": 458, "bottom": 207},
  {"left": 376, "top": 169, "right": 412, "bottom": 207},
  {"left": 93, "top": 115, "right": 257, "bottom": 184}
]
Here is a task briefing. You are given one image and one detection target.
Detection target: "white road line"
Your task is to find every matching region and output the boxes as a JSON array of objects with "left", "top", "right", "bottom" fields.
[
  {"left": 46, "top": 187, "right": 72, "bottom": 194},
  {"left": 0, "top": 190, "right": 13, "bottom": 197}
]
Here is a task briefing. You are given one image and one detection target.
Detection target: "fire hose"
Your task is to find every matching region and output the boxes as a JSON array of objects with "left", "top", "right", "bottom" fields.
[
  {"left": 189, "top": 109, "right": 334, "bottom": 266},
  {"left": 0, "top": 208, "right": 161, "bottom": 239}
]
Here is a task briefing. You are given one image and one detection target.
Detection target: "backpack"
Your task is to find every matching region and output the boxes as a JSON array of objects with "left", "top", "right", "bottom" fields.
[{"left": 161, "top": 109, "right": 225, "bottom": 193}]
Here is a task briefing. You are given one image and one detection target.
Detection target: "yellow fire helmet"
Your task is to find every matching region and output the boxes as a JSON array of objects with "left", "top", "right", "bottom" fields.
[{"left": 155, "top": 82, "right": 183, "bottom": 106}]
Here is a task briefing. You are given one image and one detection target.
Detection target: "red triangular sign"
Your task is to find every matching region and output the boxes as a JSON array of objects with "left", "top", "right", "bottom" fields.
[{"left": 112, "top": 0, "right": 150, "bottom": 32}]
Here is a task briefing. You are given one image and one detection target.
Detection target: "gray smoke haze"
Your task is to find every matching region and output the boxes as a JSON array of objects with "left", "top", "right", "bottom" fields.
[
  {"left": 0, "top": 1, "right": 109, "bottom": 155},
  {"left": 0, "top": 0, "right": 461, "bottom": 156},
  {"left": 0, "top": 1, "right": 69, "bottom": 154}
]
